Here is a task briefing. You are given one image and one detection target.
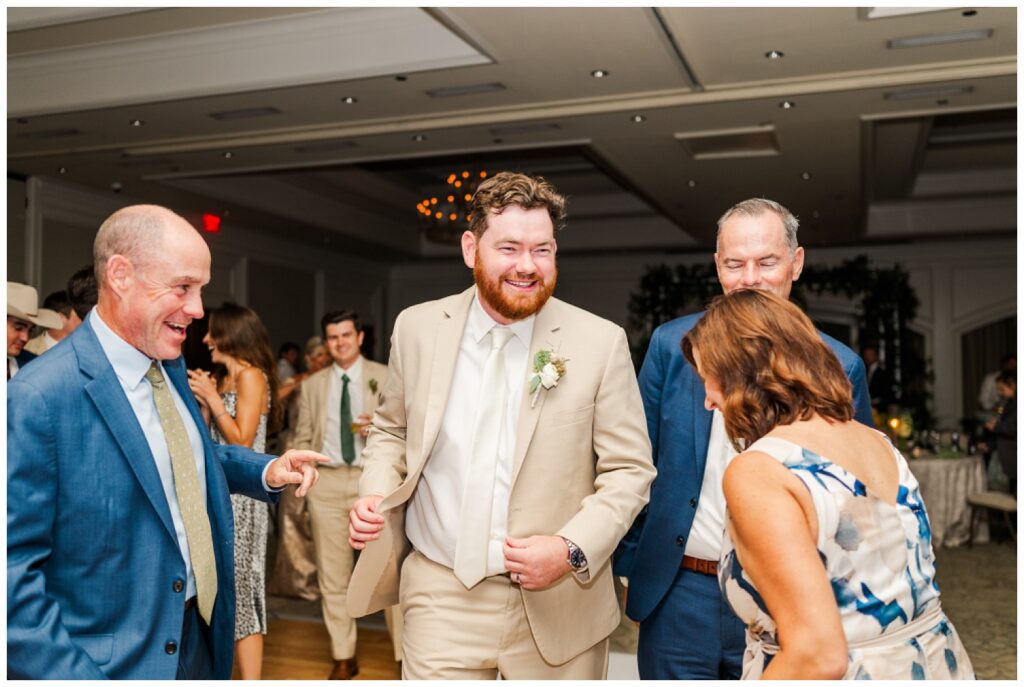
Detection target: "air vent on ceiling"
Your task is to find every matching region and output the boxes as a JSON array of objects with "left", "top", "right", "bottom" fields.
[
  {"left": 118, "top": 157, "right": 173, "bottom": 168},
  {"left": 884, "top": 85, "right": 974, "bottom": 101},
  {"left": 293, "top": 140, "right": 358, "bottom": 153},
  {"left": 887, "top": 29, "right": 993, "bottom": 49},
  {"left": 675, "top": 125, "right": 780, "bottom": 160},
  {"left": 488, "top": 122, "right": 561, "bottom": 136},
  {"left": 425, "top": 82, "right": 506, "bottom": 98},
  {"left": 209, "top": 106, "right": 282, "bottom": 121},
  {"left": 16, "top": 128, "right": 80, "bottom": 140}
]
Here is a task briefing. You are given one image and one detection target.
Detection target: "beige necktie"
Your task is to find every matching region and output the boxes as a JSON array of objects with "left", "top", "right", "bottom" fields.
[
  {"left": 145, "top": 362, "right": 218, "bottom": 624},
  {"left": 454, "top": 326, "right": 514, "bottom": 588}
]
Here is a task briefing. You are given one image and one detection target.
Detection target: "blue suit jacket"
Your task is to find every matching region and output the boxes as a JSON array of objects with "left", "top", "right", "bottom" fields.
[
  {"left": 7, "top": 318, "right": 278, "bottom": 679},
  {"left": 613, "top": 312, "right": 873, "bottom": 623}
]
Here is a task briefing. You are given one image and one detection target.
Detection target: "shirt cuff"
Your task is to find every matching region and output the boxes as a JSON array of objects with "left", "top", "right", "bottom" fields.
[{"left": 262, "top": 460, "right": 285, "bottom": 493}]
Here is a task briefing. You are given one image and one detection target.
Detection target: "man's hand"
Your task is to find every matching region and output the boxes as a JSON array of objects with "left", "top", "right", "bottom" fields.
[
  {"left": 349, "top": 494, "right": 385, "bottom": 550},
  {"left": 266, "top": 449, "right": 330, "bottom": 497},
  {"left": 503, "top": 535, "right": 572, "bottom": 590}
]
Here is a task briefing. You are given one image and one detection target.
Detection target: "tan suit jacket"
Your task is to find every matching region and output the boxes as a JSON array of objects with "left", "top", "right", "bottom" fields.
[
  {"left": 347, "top": 286, "right": 655, "bottom": 666},
  {"left": 23, "top": 334, "right": 51, "bottom": 356},
  {"left": 291, "top": 357, "right": 388, "bottom": 455}
]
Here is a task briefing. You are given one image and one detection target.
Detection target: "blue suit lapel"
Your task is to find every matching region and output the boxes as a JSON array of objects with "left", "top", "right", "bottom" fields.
[
  {"left": 689, "top": 363, "right": 714, "bottom": 481},
  {"left": 74, "top": 322, "right": 178, "bottom": 546}
]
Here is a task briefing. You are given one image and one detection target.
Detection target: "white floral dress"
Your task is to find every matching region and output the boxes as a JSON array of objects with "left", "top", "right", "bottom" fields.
[
  {"left": 719, "top": 435, "right": 974, "bottom": 679},
  {"left": 210, "top": 388, "right": 269, "bottom": 641}
]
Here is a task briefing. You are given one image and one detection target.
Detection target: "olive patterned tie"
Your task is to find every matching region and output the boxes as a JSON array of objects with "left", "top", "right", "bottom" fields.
[{"left": 145, "top": 362, "right": 218, "bottom": 624}]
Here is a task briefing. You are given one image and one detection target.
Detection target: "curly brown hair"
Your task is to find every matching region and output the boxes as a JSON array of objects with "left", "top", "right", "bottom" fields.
[
  {"left": 467, "top": 171, "right": 567, "bottom": 237},
  {"left": 682, "top": 289, "right": 854, "bottom": 450}
]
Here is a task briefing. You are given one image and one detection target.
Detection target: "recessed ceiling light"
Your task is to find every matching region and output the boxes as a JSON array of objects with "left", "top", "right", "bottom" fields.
[
  {"left": 341, "top": 96, "right": 358, "bottom": 104},
  {"left": 631, "top": 114, "right": 646, "bottom": 123},
  {"left": 129, "top": 119, "right": 144, "bottom": 127},
  {"left": 57, "top": 167, "right": 68, "bottom": 174},
  {"left": 590, "top": 69, "right": 610, "bottom": 78},
  {"left": 765, "top": 50, "right": 784, "bottom": 59},
  {"left": 779, "top": 101, "right": 796, "bottom": 109},
  {"left": 888, "top": 28, "right": 993, "bottom": 49},
  {"left": 801, "top": 172, "right": 812, "bottom": 180},
  {"left": 412, "top": 134, "right": 426, "bottom": 142},
  {"left": 223, "top": 151, "right": 233, "bottom": 159},
  {"left": 687, "top": 180, "right": 697, "bottom": 188}
]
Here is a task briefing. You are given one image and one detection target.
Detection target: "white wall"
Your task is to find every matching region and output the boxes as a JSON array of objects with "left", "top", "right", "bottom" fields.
[{"left": 386, "top": 237, "right": 1017, "bottom": 427}]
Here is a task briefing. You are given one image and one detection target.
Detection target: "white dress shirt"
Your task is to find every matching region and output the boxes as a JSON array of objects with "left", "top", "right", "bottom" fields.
[
  {"left": 407, "top": 295, "right": 534, "bottom": 575},
  {"left": 91, "top": 309, "right": 209, "bottom": 600},
  {"left": 320, "top": 356, "right": 366, "bottom": 467},
  {"left": 8, "top": 356, "right": 20, "bottom": 379},
  {"left": 685, "top": 410, "right": 739, "bottom": 561}
]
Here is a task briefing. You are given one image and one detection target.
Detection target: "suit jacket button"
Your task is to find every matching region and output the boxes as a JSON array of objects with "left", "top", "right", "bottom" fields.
[
  {"left": 165, "top": 641, "right": 178, "bottom": 655},
  {"left": 689, "top": 497, "right": 697, "bottom": 508},
  {"left": 172, "top": 579, "right": 184, "bottom": 593},
  {"left": 676, "top": 536, "right": 685, "bottom": 547}
]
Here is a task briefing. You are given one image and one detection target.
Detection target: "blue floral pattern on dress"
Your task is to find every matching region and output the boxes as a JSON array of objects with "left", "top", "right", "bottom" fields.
[{"left": 719, "top": 434, "right": 974, "bottom": 679}]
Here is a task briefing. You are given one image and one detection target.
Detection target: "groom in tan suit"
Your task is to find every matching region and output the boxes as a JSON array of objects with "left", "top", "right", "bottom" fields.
[
  {"left": 291, "top": 310, "right": 400, "bottom": 679},
  {"left": 348, "top": 172, "right": 655, "bottom": 679}
]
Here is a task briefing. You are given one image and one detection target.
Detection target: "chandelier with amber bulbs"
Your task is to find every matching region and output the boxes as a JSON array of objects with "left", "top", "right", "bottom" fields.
[{"left": 416, "top": 169, "right": 488, "bottom": 244}]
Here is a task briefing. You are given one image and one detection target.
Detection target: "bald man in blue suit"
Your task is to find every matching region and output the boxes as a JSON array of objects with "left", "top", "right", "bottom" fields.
[
  {"left": 614, "top": 199, "right": 873, "bottom": 680},
  {"left": 7, "top": 205, "right": 328, "bottom": 679}
]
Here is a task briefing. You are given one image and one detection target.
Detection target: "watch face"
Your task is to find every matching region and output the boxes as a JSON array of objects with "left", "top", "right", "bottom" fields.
[{"left": 570, "top": 547, "right": 585, "bottom": 570}]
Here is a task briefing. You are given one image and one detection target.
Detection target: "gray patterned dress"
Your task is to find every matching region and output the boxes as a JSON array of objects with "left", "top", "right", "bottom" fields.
[
  {"left": 210, "top": 386, "right": 270, "bottom": 641},
  {"left": 720, "top": 434, "right": 974, "bottom": 679}
]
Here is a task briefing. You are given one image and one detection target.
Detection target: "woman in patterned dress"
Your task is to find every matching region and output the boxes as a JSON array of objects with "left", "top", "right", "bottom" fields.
[
  {"left": 188, "top": 303, "right": 282, "bottom": 679},
  {"left": 682, "top": 289, "right": 973, "bottom": 680}
]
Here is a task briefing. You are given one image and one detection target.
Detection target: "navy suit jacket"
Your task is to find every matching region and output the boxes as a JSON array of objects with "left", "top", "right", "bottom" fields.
[
  {"left": 613, "top": 312, "right": 873, "bottom": 623},
  {"left": 7, "top": 318, "right": 278, "bottom": 679}
]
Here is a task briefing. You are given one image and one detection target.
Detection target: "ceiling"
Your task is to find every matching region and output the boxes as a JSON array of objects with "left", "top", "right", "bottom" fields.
[{"left": 7, "top": 6, "right": 1017, "bottom": 261}]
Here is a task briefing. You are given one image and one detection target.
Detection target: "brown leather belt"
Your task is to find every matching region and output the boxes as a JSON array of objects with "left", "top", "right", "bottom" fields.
[{"left": 681, "top": 555, "right": 718, "bottom": 576}]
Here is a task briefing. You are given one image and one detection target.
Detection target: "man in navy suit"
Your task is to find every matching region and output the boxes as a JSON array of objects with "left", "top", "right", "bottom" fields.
[
  {"left": 7, "top": 205, "right": 328, "bottom": 679},
  {"left": 614, "top": 198, "right": 873, "bottom": 679}
]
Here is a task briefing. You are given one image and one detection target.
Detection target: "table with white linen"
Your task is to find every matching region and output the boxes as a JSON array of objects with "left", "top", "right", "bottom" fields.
[{"left": 907, "top": 454, "right": 988, "bottom": 548}]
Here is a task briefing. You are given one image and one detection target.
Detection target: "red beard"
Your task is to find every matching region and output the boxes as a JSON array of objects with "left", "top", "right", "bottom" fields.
[{"left": 473, "top": 255, "right": 557, "bottom": 322}]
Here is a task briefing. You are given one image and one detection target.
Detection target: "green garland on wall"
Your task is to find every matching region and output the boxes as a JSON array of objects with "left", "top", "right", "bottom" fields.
[{"left": 627, "top": 255, "right": 933, "bottom": 427}]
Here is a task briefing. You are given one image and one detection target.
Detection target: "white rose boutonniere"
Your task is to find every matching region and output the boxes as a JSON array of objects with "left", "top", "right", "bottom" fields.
[{"left": 528, "top": 349, "right": 568, "bottom": 408}]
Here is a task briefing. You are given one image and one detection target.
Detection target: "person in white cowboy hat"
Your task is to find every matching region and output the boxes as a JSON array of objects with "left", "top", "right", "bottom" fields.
[{"left": 7, "top": 281, "right": 62, "bottom": 380}]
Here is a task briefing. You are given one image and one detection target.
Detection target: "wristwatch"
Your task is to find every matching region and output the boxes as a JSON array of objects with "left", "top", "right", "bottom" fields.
[{"left": 561, "top": 536, "right": 589, "bottom": 574}]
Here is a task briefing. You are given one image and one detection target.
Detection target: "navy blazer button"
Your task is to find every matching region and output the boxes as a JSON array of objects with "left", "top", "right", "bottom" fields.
[
  {"left": 689, "top": 497, "right": 697, "bottom": 508},
  {"left": 676, "top": 536, "right": 685, "bottom": 547},
  {"left": 172, "top": 579, "right": 184, "bottom": 593},
  {"left": 165, "top": 641, "right": 178, "bottom": 655}
]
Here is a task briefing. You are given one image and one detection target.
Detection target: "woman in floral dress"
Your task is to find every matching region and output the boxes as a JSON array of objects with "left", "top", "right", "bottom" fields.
[
  {"left": 189, "top": 303, "right": 282, "bottom": 679},
  {"left": 682, "top": 289, "right": 973, "bottom": 679}
]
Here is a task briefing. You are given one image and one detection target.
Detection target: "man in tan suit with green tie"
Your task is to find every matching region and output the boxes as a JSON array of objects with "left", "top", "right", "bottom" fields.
[
  {"left": 347, "top": 172, "right": 655, "bottom": 679},
  {"left": 291, "top": 310, "right": 400, "bottom": 679}
]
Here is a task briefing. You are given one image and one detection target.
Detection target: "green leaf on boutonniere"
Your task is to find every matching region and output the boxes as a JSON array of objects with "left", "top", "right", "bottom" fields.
[
  {"left": 369, "top": 378, "right": 378, "bottom": 394},
  {"left": 529, "top": 375, "right": 541, "bottom": 395}
]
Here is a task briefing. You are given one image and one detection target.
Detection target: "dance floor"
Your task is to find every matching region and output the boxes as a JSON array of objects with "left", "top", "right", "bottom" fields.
[{"left": 262, "top": 541, "right": 1015, "bottom": 680}]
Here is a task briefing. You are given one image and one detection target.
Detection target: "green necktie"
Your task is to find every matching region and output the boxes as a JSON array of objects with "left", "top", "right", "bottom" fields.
[
  {"left": 340, "top": 373, "right": 356, "bottom": 464},
  {"left": 144, "top": 362, "right": 218, "bottom": 624}
]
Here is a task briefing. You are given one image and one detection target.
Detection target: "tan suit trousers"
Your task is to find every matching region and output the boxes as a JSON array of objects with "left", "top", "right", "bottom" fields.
[
  {"left": 307, "top": 465, "right": 404, "bottom": 662},
  {"left": 399, "top": 551, "right": 609, "bottom": 679}
]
